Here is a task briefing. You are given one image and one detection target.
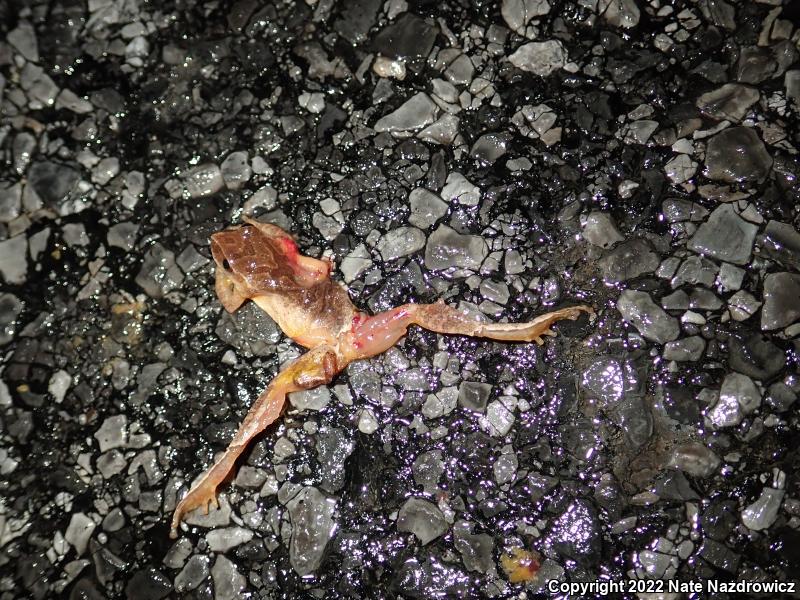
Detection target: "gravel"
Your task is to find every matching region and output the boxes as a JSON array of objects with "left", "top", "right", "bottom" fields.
[{"left": 3, "top": 2, "right": 798, "bottom": 597}]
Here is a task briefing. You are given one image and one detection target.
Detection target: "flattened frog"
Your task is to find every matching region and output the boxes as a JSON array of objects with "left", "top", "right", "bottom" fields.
[{"left": 170, "top": 217, "right": 593, "bottom": 537}]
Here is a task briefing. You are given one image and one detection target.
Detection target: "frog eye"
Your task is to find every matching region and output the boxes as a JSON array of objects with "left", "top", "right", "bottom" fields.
[{"left": 222, "top": 259, "right": 231, "bottom": 270}]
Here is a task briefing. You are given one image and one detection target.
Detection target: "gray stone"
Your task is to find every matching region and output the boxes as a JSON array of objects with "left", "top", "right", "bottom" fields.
[
  {"left": 0, "top": 293, "right": 23, "bottom": 345},
  {"left": 741, "top": 487, "right": 784, "bottom": 531},
  {"left": 20, "top": 63, "right": 59, "bottom": 107},
  {"left": 56, "top": 89, "right": 93, "bottom": 113},
  {"left": 717, "top": 263, "right": 745, "bottom": 292},
  {"left": 94, "top": 415, "right": 128, "bottom": 452},
  {"left": 786, "top": 70, "right": 800, "bottom": 106},
  {"left": 545, "top": 500, "right": 601, "bottom": 561},
  {"left": 287, "top": 487, "right": 337, "bottom": 576},
  {"left": 421, "top": 386, "right": 458, "bottom": 419},
  {"left": 470, "top": 133, "right": 510, "bottom": 166},
  {"left": 27, "top": 161, "right": 80, "bottom": 209},
  {"left": 736, "top": 45, "right": 780, "bottom": 85},
  {"left": 580, "top": 356, "right": 638, "bottom": 407},
  {"left": 206, "top": 526, "right": 254, "bottom": 552},
  {"left": 48, "top": 370, "right": 72, "bottom": 403},
  {"left": 431, "top": 78, "right": 458, "bottom": 102},
  {"left": 135, "top": 243, "right": 185, "bottom": 298},
  {"left": 664, "top": 154, "right": 697, "bottom": 184},
  {"left": 313, "top": 212, "right": 343, "bottom": 241},
  {"left": 412, "top": 450, "right": 444, "bottom": 494},
  {"left": 453, "top": 521, "right": 494, "bottom": 573},
  {"left": 622, "top": 120, "right": 658, "bottom": 144},
  {"left": 689, "top": 287, "right": 722, "bottom": 311},
  {"left": 215, "top": 302, "right": 281, "bottom": 356},
  {"left": 97, "top": 450, "right": 128, "bottom": 479},
  {"left": 211, "top": 555, "right": 246, "bottom": 600},
  {"left": 636, "top": 549, "right": 672, "bottom": 580},
  {"left": 418, "top": 114, "right": 460, "bottom": 145},
  {"left": 315, "top": 427, "right": 354, "bottom": 493},
  {"left": 333, "top": 0, "right": 380, "bottom": 43},
  {"left": 0, "top": 183, "right": 22, "bottom": 223},
  {"left": 598, "top": 239, "right": 660, "bottom": 281},
  {"left": 8, "top": 21, "right": 39, "bottom": 62},
  {"left": 728, "top": 333, "right": 784, "bottom": 380},
  {"left": 176, "top": 245, "right": 209, "bottom": 273},
  {"left": 761, "top": 272, "right": 800, "bottom": 330},
  {"left": 483, "top": 398, "right": 516, "bottom": 436},
  {"left": 688, "top": 204, "right": 758, "bottom": 265},
  {"left": 397, "top": 498, "right": 447, "bottom": 544},
  {"left": 662, "top": 198, "right": 709, "bottom": 223},
  {"left": 758, "top": 220, "right": 800, "bottom": 269},
  {"left": 339, "top": 244, "right": 372, "bottom": 283},
  {"left": 728, "top": 290, "right": 761, "bottom": 321},
  {"left": 582, "top": 212, "right": 624, "bottom": 248},
  {"left": 698, "top": 0, "right": 735, "bottom": 29},
  {"left": 63, "top": 223, "right": 89, "bottom": 247},
  {"left": 663, "top": 336, "right": 705, "bottom": 362},
  {"left": 174, "top": 555, "right": 209, "bottom": 593},
  {"left": 611, "top": 396, "right": 653, "bottom": 449},
  {"left": 375, "top": 92, "right": 438, "bottom": 133},
  {"left": 512, "top": 103, "right": 558, "bottom": 139},
  {"left": 372, "top": 13, "right": 438, "bottom": 59},
  {"left": 667, "top": 443, "right": 720, "bottom": 478},
  {"left": 493, "top": 452, "right": 518, "bottom": 484},
  {"left": 704, "top": 127, "right": 773, "bottom": 183},
  {"left": 220, "top": 151, "right": 251, "bottom": 191},
  {"left": 696, "top": 83, "right": 759, "bottom": 122},
  {"left": 720, "top": 372, "right": 761, "bottom": 415},
  {"left": 766, "top": 382, "right": 797, "bottom": 413},
  {"left": 441, "top": 172, "right": 480, "bottom": 206},
  {"left": 502, "top": 0, "right": 551, "bottom": 34},
  {"left": 599, "top": 0, "right": 640, "bottom": 28},
  {"left": 182, "top": 163, "right": 223, "bottom": 198},
  {"left": 0, "top": 235, "right": 27, "bottom": 284},
  {"left": 707, "top": 390, "right": 742, "bottom": 428},
  {"left": 377, "top": 227, "right": 426, "bottom": 261},
  {"left": 508, "top": 40, "right": 567, "bottom": 76},
  {"left": 480, "top": 279, "right": 510, "bottom": 305},
  {"left": 13, "top": 132, "right": 36, "bottom": 176},
  {"left": 409, "top": 188, "right": 448, "bottom": 229},
  {"left": 64, "top": 513, "right": 96, "bottom": 556},
  {"left": 528, "top": 472, "right": 559, "bottom": 501},
  {"left": 357, "top": 408, "right": 379, "bottom": 434},
  {"left": 458, "top": 381, "right": 492, "bottom": 412},
  {"left": 91, "top": 157, "right": 119, "bottom": 186},
  {"left": 288, "top": 386, "right": 331, "bottom": 412},
  {"left": 444, "top": 54, "right": 474, "bottom": 86},
  {"left": 662, "top": 290, "right": 689, "bottom": 310},
  {"left": 699, "top": 538, "right": 740, "bottom": 574},
  {"left": 425, "top": 224, "right": 488, "bottom": 271},
  {"left": 124, "top": 568, "right": 171, "bottom": 600},
  {"left": 617, "top": 290, "right": 680, "bottom": 344}
]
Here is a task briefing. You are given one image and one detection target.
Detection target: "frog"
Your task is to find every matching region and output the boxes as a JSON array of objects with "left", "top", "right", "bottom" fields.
[{"left": 169, "top": 216, "right": 593, "bottom": 538}]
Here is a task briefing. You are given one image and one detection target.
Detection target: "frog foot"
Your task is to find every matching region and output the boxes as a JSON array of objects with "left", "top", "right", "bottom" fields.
[{"left": 170, "top": 478, "right": 220, "bottom": 538}]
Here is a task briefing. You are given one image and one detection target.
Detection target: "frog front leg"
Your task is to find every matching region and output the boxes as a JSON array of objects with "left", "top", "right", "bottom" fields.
[
  {"left": 347, "top": 302, "right": 593, "bottom": 360},
  {"left": 170, "top": 344, "right": 342, "bottom": 538}
]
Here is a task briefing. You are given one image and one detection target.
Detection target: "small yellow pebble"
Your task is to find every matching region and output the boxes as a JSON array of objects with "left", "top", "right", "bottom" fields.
[{"left": 500, "top": 547, "right": 541, "bottom": 583}]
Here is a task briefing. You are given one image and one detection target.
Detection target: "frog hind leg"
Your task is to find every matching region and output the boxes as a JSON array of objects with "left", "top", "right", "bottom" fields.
[
  {"left": 415, "top": 302, "right": 594, "bottom": 345},
  {"left": 215, "top": 267, "right": 248, "bottom": 313},
  {"left": 170, "top": 345, "right": 342, "bottom": 538},
  {"left": 348, "top": 303, "right": 593, "bottom": 360}
]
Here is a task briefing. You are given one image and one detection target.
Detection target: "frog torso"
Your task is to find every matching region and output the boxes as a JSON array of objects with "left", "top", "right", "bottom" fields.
[{"left": 210, "top": 218, "right": 358, "bottom": 348}]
